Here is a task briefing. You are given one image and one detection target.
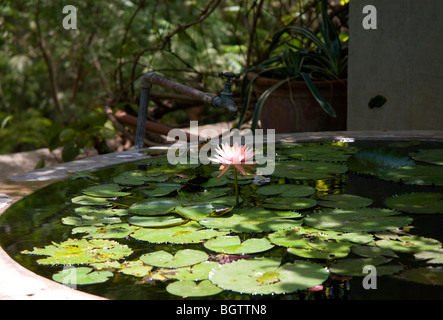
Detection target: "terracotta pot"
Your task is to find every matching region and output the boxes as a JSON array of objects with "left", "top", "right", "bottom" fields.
[{"left": 247, "top": 72, "right": 347, "bottom": 133}]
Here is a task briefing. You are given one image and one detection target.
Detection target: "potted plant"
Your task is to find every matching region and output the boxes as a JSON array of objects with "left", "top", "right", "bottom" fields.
[{"left": 238, "top": 0, "right": 348, "bottom": 133}]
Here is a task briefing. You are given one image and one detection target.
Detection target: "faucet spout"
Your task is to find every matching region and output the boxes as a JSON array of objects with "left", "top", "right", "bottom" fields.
[
  {"left": 212, "top": 95, "right": 237, "bottom": 114},
  {"left": 212, "top": 72, "right": 240, "bottom": 114}
]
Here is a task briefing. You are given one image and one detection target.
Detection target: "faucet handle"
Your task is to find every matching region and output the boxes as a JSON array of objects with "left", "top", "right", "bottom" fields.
[{"left": 218, "top": 72, "right": 241, "bottom": 82}]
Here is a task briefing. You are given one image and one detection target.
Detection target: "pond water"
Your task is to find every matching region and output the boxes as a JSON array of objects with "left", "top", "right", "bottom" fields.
[{"left": 1, "top": 140, "right": 442, "bottom": 300}]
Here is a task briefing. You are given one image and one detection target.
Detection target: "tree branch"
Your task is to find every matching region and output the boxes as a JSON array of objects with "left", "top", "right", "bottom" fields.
[
  {"left": 35, "top": 0, "right": 63, "bottom": 117},
  {"left": 128, "top": 0, "right": 222, "bottom": 96}
]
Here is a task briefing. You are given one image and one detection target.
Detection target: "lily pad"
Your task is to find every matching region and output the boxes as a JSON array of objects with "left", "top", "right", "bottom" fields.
[
  {"left": 377, "top": 165, "right": 443, "bottom": 186},
  {"left": 113, "top": 170, "right": 152, "bottom": 186},
  {"left": 160, "top": 261, "right": 220, "bottom": 281},
  {"left": 317, "top": 194, "right": 373, "bottom": 209},
  {"left": 285, "top": 143, "right": 359, "bottom": 162},
  {"left": 204, "top": 236, "right": 274, "bottom": 254},
  {"left": 118, "top": 260, "right": 154, "bottom": 277},
  {"left": 385, "top": 192, "right": 443, "bottom": 214},
  {"left": 129, "top": 199, "right": 181, "bottom": 215},
  {"left": 256, "top": 184, "right": 316, "bottom": 197},
  {"left": 304, "top": 208, "right": 413, "bottom": 232},
  {"left": 62, "top": 216, "right": 122, "bottom": 227},
  {"left": 130, "top": 221, "right": 229, "bottom": 244},
  {"left": 268, "top": 227, "right": 354, "bottom": 259},
  {"left": 329, "top": 256, "right": 402, "bottom": 276},
  {"left": 200, "top": 208, "right": 303, "bottom": 233},
  {"left": 166, "top": 280, "right": 223, "bottom": 297},
  {"left": 271, "top": 160, "right": 348, "bottom": 180},
  {"left": 52, "top": 267, "right": 113, "bottom": 285},
  {"left": 21, "top": 238, "right": 133, "bottom": 266},
  {"left": 74, "top": 207, "right": 128, "bottom": 217},
  {"left": 82, "top": 184, "right": 131, "bottom": 198},
  {"left": 140, "top": 249, "right": 208, "bottom": 268},
  {"left": 71, "top": 195, "right": 111, "bottom": 206},
  {"left": 72, "top": 223, "right": 138, "bottom": 239},
  {"left": 175, "top": 203, "right": 233, "bottom": 221},
  {"left": 410, "top": 149, "right": 443, "bottom": 166},
  {"left": 269, "top": 226, "right": 373, "bottom": 248},
  {"left": 414, "top": 249, "right": 443, "bottom": 264},
  {"left": 375, "top": 235, "right": 442, "bottom": 253},
  {"left": 347, "top": 147, "right": 415, "bottom": 176},
  {"left": 208, "top": 257, "right": 329, "bottom": 295},
  {"left": 287, "top": 241, "right": 354, "bottom": 259},
  {"left": 262, "top": 197, "right": 317, "bottom": 210},
  {"left": 396, "top": 267, "right": 443, "bottom": 286},
  {"left": 127, "top": 215, "right": 186, "bottom": 228},
  {"left": 351, "top": 245, "right": 398, "bottom": 258}
]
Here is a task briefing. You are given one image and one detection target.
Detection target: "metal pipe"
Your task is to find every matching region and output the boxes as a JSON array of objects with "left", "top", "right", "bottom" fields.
[{"left": 134, "top": 71, "right": 239, "bottom": 150}]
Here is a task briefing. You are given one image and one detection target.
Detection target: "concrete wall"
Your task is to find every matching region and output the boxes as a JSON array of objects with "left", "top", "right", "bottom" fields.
[{"left": 348, "top": 0, "right": 443, "bottom": 130}]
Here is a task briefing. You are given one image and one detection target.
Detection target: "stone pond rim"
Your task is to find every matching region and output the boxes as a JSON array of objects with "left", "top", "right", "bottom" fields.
[{"left": 0, "top": 130, "right": 442, "bottom": 300}]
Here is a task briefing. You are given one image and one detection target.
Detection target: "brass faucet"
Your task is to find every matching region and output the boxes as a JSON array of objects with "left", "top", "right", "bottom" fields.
[{"left": 135, "top": 72, "right": 239, "bottom": 149}]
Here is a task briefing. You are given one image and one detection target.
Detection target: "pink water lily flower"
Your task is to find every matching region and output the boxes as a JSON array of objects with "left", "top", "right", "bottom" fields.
[{"left": 209, "top": 142, "right": 256, "bottom": 178}]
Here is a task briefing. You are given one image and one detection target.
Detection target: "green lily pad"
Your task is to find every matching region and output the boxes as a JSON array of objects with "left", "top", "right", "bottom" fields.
[
  {"left": 317, "top": 194, "right": 373, "bottom": 209},
  {"left": 200, "top": 208, "right": 303, "bottom": 233},
  {"left": 208, "top": 257, "right": 329, "bottom": 295},
  {"left": 140, "top": 249, "right": 208, "bottom": 268},
  {"left": 396, "top": 267, "right": 443, "bottom": 286},
  {"left": 287, "top": 241, "right": 354, "bottom": 259},
  {"left": 285, "top": 143, "right": 359, "bottom": 162},
  {"left": 72, "top": 223, "right": 138, "bottom": 239},
  {"left": 351, "top": 245, "right": 398, "bottom": 258},
  {"left": 21, "top": 238, "right": 133, "bottom": 266},
  {"left": 269, "top": 226, "right": 373, "bottom": 248},
  {"left": 130, "top": 221, "right": 228, "bottom": 244},
  {"left": 142, "top": 183, "right": 183, "bottom": 197},
  {"left": 113, "top": 171, "right": 150, "bottom": 186},
  {"left": 304, "top": 208, "right": 413, "bottom": 232},
  {"left": 256, "top": 184, "right": 316, "bottom": 197},
  {"left": 160, "top": 261, "right": 220, "bottom": 281},
  {"left": 268, "top": 227, "right": 355, "bottom": 259},
  {"left": 204, "top": 236, "right": 274, "bottom": 254},
  {"left": 127, "top": 215, "right": 186, "bottom": 228},
  {"left": 271, "top": 160, "right": 348, "bottom": 180},
  {"left": 71, "top": 195, "right": 111, "bottom": 206},
  {"left": 74, "top": 207, "right": 128, "bottom": 217},
  {"left": 175, "top": 203, "right": 233, "bottom": 221},
  {"left": 262, "top": 197, "right": 317, "bottom": 210},
  {"left": 347, "top": 147, "right": 415, "bottom": 176},
  {"left": 329, "top": 256, "right": 402, "bottom": 276},
  {"left": 166, "top": 280, "right": 223, "bottom": 297},
  {"left": 62, "top": 216, "right": 122, "bottom": 227},
  {"left": 118, "top": 260, "right": 154, "bottom": 277},
  {"left": 129, "top": 198, "right": 181, "bottom": 215},
  {"left": 52, "top": 267, "right": 113, "bottom": 285},
  {"left": 410, "top": 149, "right": 443, "bottom": 166},
  {"left": 377, "top": 165, "right": 443, "bottom": 186},
  {"left": 375, "top": 235, "right": 442, "bottom": 253},
  {"left": 82, "top": 184, "right": 131, "bottom": 198},
  {"left": 414, "top": 249, "right": 443, "bottom": 264},
  {"left": 385, "top": 192, "right": 443, "bottom": 214}
]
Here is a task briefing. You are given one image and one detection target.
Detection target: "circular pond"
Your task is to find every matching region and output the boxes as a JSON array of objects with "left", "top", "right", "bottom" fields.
[{"left": 1, "top": 135, "right": 443, "bottom": 300}]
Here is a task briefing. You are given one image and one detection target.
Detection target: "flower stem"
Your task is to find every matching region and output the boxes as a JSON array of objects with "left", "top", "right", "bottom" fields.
[{"left": 233, "top": 167, "right": 239, "bottom": 206}]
